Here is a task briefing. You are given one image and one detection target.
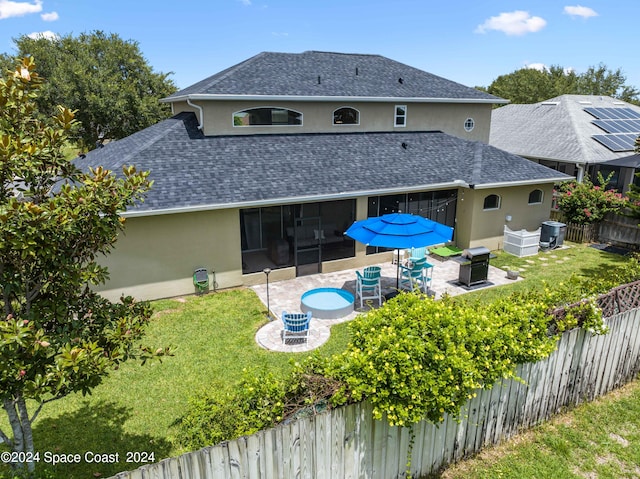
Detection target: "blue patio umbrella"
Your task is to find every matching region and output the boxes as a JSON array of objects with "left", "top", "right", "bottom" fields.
[{"left": 345, "top": 213, "right": 454, "bottom": 289}]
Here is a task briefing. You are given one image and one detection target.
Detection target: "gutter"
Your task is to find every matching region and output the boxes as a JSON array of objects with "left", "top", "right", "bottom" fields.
[
  {"left": 120, "top": 180, "right": 469, "bottom": 218},
  {"left": 470, "top": 176, "right": 573, "bottom": 189},
  {"left": 162, "top": 93, "right": 508, "bottom": 105},
  {"left": 186, "top": 98, "right": 204, "bottom": 130}
]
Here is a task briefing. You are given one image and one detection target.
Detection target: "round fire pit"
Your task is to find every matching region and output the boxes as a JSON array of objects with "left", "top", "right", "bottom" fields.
[{"left": 301, "top": 288, "right": 354, "bottom": 319}]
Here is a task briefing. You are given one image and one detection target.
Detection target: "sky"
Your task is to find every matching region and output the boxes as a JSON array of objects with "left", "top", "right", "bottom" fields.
[{"left": 0, "top": 0, "right": 639, "bottom": 93}]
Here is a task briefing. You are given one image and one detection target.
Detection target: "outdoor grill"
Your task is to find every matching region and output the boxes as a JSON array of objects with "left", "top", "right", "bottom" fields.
[{"left": 456, "top": 246, "right": 491, "bottom": 287}]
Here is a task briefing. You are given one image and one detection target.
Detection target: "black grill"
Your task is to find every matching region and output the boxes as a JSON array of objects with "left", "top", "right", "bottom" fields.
[{"left": 456, "top": 246, "right": 491, "bottom": 287}]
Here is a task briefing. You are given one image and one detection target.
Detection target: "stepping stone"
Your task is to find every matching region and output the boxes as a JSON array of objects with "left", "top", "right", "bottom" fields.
[
  {"left": 538, "top": 257, "right": 548, "bottom": 261},
  {"left": 525, "top": 259, "right": 536, "bottom": 264}
]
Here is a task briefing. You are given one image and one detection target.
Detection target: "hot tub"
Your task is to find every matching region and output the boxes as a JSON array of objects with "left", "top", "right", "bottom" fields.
[{"left": 301, "top": 288, "right": 354, "bottom": 319}]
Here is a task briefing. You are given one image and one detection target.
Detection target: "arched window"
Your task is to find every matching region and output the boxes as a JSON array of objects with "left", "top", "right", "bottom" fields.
[
  {"left": 333, "top": 107, "right": 360, "bottom": 125},
  {"left": 483, "top": 194, "right": 501, "bottom": 211},
  {"left": 233, "top": 107, "right": 302, "bottom": 127},
  {"left": 528, "top": 189, "right": 544, "bottom": 205}
]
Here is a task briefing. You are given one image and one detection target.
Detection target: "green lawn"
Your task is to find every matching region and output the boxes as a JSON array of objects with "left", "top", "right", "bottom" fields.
[
  {"left": 437, "top": 377, "right": 640, "bottom": 479},
  {"left": 0, "top": 243, "right": 633, "bottom": 478}
]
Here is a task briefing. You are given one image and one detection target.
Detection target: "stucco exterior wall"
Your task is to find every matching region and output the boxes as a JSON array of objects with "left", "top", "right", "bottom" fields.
[
  {"left": 97, "top": 209, "right": 243, "bottom": 301},
  {"left": 455, "top": 184, "right": 555, "bottom": 251},
  {"left": 173, "top": 100, "right": 492, "bottom": 142}
]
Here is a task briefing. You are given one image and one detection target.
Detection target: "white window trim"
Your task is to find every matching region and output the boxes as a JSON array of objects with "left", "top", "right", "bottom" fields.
[
  {"left": 464, "top": 118, "right": 475, "bottom": 132},
  {"left": 528, "top": 189, "right": 544, "bottom": 205},
  {"left": 232, "top": 106, "right": 303, "bottom": 127},
  {"left": 394, "top": 105, "right": 407, "bottom": 127},
  {"left": 332, "top": 106, "right": 360, "bottom": 126},
  {"left": 483, "top": 194, "right": 501, "bottom": 211}
]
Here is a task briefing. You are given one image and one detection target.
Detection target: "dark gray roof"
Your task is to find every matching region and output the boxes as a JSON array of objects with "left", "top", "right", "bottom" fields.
[
  {"left": 490, "top": 95, "right": 640, "bottom": 164},
  {"left": 166, "top": 51, "right": 503, "bottom": 102},
  {"left": 603, "top": 154, "right": 640, "bottom": 168},
  {"left": 75, "top": 112, "right": 569, "bottom": 215}
]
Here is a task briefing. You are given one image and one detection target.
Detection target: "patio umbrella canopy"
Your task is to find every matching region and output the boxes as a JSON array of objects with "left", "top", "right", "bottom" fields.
[{"left": 345, "top": 213, "right": 454, "bottom": 290}]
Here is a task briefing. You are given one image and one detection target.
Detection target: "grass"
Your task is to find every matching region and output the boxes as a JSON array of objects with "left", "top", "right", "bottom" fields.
[
  {"left": 0, "top": 289, "right": 350, "bottom": 479},
  {"left": 458, "top": 242, "right": 630, "bottom": 305},
  {"left": 436, "top": 377, "right": 640, "bottom": 479},
  {"left": 0, "top": 243, "right": 633, "bottom": 478}
]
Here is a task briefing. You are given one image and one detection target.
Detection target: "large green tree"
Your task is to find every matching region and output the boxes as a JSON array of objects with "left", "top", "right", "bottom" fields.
[
  {"left": 0, "top": 58, "right": 168, "bottom": 472},
  {"left": 0, "top": 31, "right": 176, "bottom": 150},
  {"left": 487, "top": 63, "right": 639, "bottom": 104}
]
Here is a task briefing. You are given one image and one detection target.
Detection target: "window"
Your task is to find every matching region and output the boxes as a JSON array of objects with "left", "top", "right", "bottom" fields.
[
  {"left": 333, "top": 107, "right": 360, "bottom": 125},
  {"left": 528, "top": 189, "right": 543, "bottom": 205},
  {"left": 483, "top": 194, "right": 501, "bottom": 210},
  {"left": 394, "top": 105, "right": 407, "bottom": 127},
  {"left": 464, "top": 118, "right": 475, "bottom": 132},
  {"left": 233, "top": 107, "right": 302, "bottom": 127}
]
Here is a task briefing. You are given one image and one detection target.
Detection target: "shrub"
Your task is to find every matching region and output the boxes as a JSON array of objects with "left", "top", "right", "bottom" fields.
[{"left": 556, "top": 173, "right": 627, "bottom": 224}]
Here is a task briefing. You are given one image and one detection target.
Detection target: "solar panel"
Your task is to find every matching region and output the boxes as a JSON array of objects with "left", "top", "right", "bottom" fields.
[
  {"left": 593, "top": 119, "right": 640, "bottom": 134},
  {"left": 592, "top": 134, "right": 638, "bottom": 152},
  {"left": 584, "top": 107, "right": 640, "bottom": 120}
]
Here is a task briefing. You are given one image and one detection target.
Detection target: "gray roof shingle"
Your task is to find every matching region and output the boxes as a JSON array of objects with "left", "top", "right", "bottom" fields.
[
  {"left": 490, "top": 94, "right": 640, "bottom": 164},
  {"left": 76, "top": 112, "right": 569, "bottom": 215},
  {"left": 167, "top": 51, "right": 504, "bottom": 102}
]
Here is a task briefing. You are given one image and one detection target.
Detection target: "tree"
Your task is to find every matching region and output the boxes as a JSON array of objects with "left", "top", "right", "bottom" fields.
[
  {"left": 3, "top": 31, "right": 177, "bottom": 150},
  {"left": 0, "top": 58, "right": 169, "bottom": 472},
  {"left": 487, "top": 63, "right": 639, "bottom": 105}
]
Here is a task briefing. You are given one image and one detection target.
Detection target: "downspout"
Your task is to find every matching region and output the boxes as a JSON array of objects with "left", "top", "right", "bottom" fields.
[
  {"left": 187, "top": 98, "right": 204, "bottom": 130},
  {"left": 575, "top": 163, "right": 585, "bottom": 183}
]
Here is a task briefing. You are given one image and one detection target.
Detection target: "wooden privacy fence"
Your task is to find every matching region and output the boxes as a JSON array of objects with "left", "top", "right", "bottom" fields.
[
  {"left": 111, "top": 298, "right": 640, "bottom": 479},
  {"left": 599, "top": 212, "right": 640, "bottom": 249}
]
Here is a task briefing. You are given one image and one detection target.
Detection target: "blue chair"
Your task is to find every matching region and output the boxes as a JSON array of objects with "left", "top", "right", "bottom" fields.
[
  {"left": 281, "top": 311, "right": 312, "bottom": 344},
  {"left": 409, "top": 246, "right": 428, "bottom": 262},
  {"left": 356, "top": 266, "right": 382, "bottom": 308},
  {"left": 399, "top": 257, "right": 433, "bottom": 293}
]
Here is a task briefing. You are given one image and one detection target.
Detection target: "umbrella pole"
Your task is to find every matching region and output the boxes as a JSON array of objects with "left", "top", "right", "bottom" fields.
[{"left": 396, "top": 249, "right": 400, "bottom": 290}]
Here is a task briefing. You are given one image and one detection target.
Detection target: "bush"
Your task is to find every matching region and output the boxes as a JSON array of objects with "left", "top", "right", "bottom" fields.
[{"left": 556, "top": 173, "right": 627, "bottom": 224}]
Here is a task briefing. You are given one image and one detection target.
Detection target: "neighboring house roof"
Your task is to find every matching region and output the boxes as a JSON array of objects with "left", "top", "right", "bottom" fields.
[
  {"left": 75, "top": 112, "right": 569, "bottom": 217},
  {"left": 165, "top": 51, "right": 505, "bottom": 104},
  {"left": 490, "top": 94, "right": 640, "bottom": 165},
  {"left": 603, "top": 154, "right": 640, "bottom": 168}
]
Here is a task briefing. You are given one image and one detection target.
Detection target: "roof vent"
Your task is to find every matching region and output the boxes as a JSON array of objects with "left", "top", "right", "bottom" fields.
[
  {"left": 578, "top": 101, "right": 592, "bottom": 105},
  {"left": 401, "top": 142, "right": 408, "bottom": 149},
  {"left": 541, "top": 101, "right": 559, "bottom": 106},
  {"left": 398, "top": 77, "right": 404, "bottom": 84},
  {"left": 355, "top": 67, "right": 359, "bottom": 76},
  {"left": 317, "top": 75, "right": 321, "bottom": 84}
]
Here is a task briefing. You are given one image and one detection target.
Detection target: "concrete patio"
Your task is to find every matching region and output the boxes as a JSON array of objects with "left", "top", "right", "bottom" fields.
[{"left": 253, "top": 256, "right": 521, "bottom": 352}]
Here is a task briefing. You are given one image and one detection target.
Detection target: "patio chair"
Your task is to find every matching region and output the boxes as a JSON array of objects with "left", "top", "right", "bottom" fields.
[
  {"left": 355, "top": 266, "right": 382, "bottom": 308},
  {"left": 193, "top": 268, "right": 209, "bottom": 294},
  {"left": 399, "top": 257, "right": 432, "bottom": 293},
  {"left": 409, "top": 246, "right": 428, "bottom": 261},
  {"left": 281, "top": 311, "right": 312, "bottom": 344}
]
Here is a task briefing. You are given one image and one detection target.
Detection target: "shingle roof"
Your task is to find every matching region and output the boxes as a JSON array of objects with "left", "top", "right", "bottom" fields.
[
  {"left": 490, "top": 94, "right": 640, "bottom": 164},
  {"left": 75, "top": 112, "right": 569, "bottom": 216},
  {"left": 166, "top": 51, "right": 504, "bottom": 102}
]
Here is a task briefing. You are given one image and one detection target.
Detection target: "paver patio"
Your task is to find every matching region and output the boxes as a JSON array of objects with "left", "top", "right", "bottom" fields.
[{"left": 253, "top": 256, "right": 520, "bottom": 352}]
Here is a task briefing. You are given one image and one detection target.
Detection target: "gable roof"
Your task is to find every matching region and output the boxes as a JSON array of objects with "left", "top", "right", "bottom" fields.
[
  {"left": 75, "top": 112, "right": 569, "bottom": 217},
  {"left": 165, "top": 51, "right": 505, "bottom": 104},
  {"left": 490, "top": 94, "right": 640, "bottom": 164}
]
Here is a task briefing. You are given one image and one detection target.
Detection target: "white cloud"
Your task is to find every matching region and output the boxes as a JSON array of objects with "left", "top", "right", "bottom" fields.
[
  {"left": 0, "top": 0, "right": 42, "bottom": 20},
  {"left": 27, "top": 30, "right": 57, "bottom": 40},
  {"left": 237, "top": 0, "right": 251, "bottom": 5},
  {"left": 41, "top": 10, "right": 57, "bottom": 21},
  {"left": 526, "top": 63, "right": 548, "bottom": 72},
  {"left": 564, "top": 5, "right": 598, "bottom": 18},
  {"left": 475, "top": 10, "right": 547, "bottom": 36}
]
